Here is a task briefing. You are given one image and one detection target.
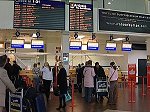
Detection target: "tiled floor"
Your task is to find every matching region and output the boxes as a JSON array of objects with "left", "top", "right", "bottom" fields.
[{"left": 47, "top": 85, "right": 150, "bottom": 112}]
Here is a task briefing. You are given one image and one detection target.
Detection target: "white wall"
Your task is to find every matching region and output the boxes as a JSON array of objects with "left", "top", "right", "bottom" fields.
[
  {"left": 0, "top": 1, "right": 14, "bottom": 29},
  {"left": 128, "top": 50, "right": 147, "bottom": 82}
]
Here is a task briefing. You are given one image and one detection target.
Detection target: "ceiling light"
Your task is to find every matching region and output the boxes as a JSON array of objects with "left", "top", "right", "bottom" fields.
[
  {"left": 108, "top": 2, "right": 111, "bottom": 4},
  {"left": 32, "top": 33, "right": 37, "bottom": 38},
  {"left": 113, "top": 38, "right": 125, "bottom": 41},
  {"left": 77, "top": 35, "right": 85, "bottom": 39},
  {"left": 0, "top": 44, "right": 4, "bottom": 48}
]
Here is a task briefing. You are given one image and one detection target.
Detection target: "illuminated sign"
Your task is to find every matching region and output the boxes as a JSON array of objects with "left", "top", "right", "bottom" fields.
[
  {"left": 87, "top": 42, "right": 99, "bottom": 50},
  {"left": 69, "top": 3, "right": 93, "bottom": 32},
  {"left": 122, "top": 43, "right": 132, "bottom": 51},
  {"left": 106, "top": 43, "right": 116, "bottom": 51},
  {"left": 31, "top": 40, "right": 44, "bottom": 49},
  {"left": 14, "top": 0, "right": 65, "bottom": 30},
  {"left": 11, "top": 39, "right": 24, "bottom": 48},
  {"left": 70, "top": 41, "right": 82, "bottom": 50}
]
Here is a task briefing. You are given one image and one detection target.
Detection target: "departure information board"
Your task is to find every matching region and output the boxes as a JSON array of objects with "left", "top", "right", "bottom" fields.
[
  {"left": 69, "top": 3, "right": 93, "bottom": 32},
  {"left": 14, "top": 0, "right": 65, "bottom": 30}
]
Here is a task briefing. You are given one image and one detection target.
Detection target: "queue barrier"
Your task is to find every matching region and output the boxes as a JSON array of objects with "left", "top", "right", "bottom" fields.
[{"left": 128, "top": 76, "right": 147, "bottom": 103}]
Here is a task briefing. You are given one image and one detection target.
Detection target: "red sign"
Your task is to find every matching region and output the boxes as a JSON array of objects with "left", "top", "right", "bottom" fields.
[
  {"left": 128, "top": 64, "right": 136, "bottom": 82},
  {"left": 147, "top": 65, "right": 150, "bottom": 88}
]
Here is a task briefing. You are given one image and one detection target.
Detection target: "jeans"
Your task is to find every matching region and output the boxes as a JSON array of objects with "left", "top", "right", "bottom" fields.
[
  {"left": 85, "top": 87, "right": 93, "bottom": 103},
  {"left": 33, "top": 76, "right": 41, "bottom": 92}
]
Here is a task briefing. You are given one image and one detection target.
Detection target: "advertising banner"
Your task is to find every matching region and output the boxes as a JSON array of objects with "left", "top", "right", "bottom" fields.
[{"left": 128, "top": 64, "right": 136, "bottom": 83}]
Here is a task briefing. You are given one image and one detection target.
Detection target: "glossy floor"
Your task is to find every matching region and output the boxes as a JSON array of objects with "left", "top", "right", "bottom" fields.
[{"left": 47, "top": 85, "right": 150, "bottom": 112}]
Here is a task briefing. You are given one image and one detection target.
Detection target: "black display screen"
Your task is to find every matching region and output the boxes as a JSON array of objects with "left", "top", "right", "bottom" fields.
[
  {"left": 14, "top": 0, "right": 65, "bottom": 30},
  {"left": 99, "top": 9, "right": 150, "bottom": 33},
  {"left": 69, "top": 3, "right": 93, "bottom": 32}
]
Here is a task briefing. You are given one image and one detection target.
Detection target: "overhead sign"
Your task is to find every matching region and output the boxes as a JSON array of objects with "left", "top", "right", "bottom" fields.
[
  {"left": 70, "top": 41, "right": 82, "bottom": 50},
  {"left": 106, "top": 43, "right": 116, "bottom": 51},
  {"left": 31, "top": 40, "right": 44, "bottom": 49},
  {"left": 87, "top": 42, "right": 99, "bottom": 50},
  {"left": 14, "top": 0, "right": 65, "bottom": 30},
  {"left": 122, "top": 43, "right": 132, "bottom": 51},
  {"left": 69, "top": 3, "right": 93, "bottom": 32},
  {"left": 11, "top": 39, "right": 24, "bottom": 48},
  {"left": 99, "top": 9, "right": 150, "bottom": 33}
]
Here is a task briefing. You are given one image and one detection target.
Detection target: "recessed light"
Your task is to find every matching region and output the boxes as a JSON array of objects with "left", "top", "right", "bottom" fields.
[
  {"left": 108, "top": 2, "right": 111, "bottom": 4},
  {"left": 77, "top": 35, "right": 85, "bottom": 39},
  {"left": 113, "top": 38, "right": 125, "bottom": 41}
]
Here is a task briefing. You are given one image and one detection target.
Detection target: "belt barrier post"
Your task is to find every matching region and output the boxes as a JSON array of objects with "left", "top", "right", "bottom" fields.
[
  {"left": 70, "top": 79, "right": 75, "bottom": 111},
  {"left": 129, "top": 79, "right": 135, "bottom": 103},
  {"left": 142, "top": 76, "right": 146, "bottom": 96}
]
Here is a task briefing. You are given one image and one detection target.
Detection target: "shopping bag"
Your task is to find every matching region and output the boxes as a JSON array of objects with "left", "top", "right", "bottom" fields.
[{"left": 65, "top": 91, "right": 72, "bottom": 102}]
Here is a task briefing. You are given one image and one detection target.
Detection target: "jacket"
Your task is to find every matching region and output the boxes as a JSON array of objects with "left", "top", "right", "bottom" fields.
[
  {"left": 0, "top": 67, "right": 16, "bottom": 106},
  {"left": 83, "top": 67, "right": 96, "bottom": 87},
  {"left": 57, "top": 68, "right": 67, "bottom": 94}
]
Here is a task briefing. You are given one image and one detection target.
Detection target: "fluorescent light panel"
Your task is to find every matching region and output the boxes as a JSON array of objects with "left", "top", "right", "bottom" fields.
[{"left": 113, "top": 38, "right": 125, "bottom": 41}]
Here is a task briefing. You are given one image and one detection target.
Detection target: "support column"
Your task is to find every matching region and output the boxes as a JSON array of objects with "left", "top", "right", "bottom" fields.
[
  {"left": 61, "top": 31, "right": 69, "bottom": 75},
  {"left": 146, "top": 38, "right": 150, "bottom": 88}
]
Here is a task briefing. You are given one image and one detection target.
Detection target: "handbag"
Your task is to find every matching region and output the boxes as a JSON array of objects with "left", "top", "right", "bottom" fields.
[
  {"left": 53, "top": 87, "right": 60, "bottom": 96},
  {"left": 65, "top": 91, "right": 72, "bottom": 102}
]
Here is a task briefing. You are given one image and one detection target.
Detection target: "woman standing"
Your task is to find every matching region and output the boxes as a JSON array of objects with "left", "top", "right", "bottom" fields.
[
  {"left": 83, "top": 60, "right": 95, "bottom": 103},
  {"left": 0, "top": 55, "right": 16, "bottom": 112},
  {"left": 56, "top": 62, "right": 67, "bottom": 110},
  {"left": 32, "top": 63, "right": 41, "bottom": 92},
  {"left": 41, "top": 62, "right": 53, "bottom": 101},
  {"left": 108, "top": 62, "right": 118, "bottom": 105}
]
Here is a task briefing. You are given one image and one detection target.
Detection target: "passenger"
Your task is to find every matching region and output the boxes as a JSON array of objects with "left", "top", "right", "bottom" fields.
[
  {"left": 41, "top": 62, "right": 53, "bottom": 101},
  {"left": 94, "top": 62, "right": 106, "bottom": 102},
  {"left": 83, "top": 60, "right": 96, "bottom": 103},
  {"left": 76, "top": 64, "right": 82, "bottom": 93},
  {"left": 56, "top": 62, "right": 67, "bottom": 110},
  {"left": 0, "top": 55, "right": 16, "bottom": 112},
  {"left": 4, "top": 58, "right": 13, "bottom": 82},
  {"left": 32, "top": 63, "right": 41, "bottom": 92},
  {"left": 12, "top": 61, "right": 22, "bottom": 80},
  {"left": 108, "top": 62, "right": 118, "bottom": 105}
]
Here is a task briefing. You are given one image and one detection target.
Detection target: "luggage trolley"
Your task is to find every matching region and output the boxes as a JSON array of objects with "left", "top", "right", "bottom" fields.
[
  {"left": 9, "top": 89, "right": 23, "bottom": 112},
  {"left": 96, "top": 77, "right": 109, "bottom": 100}
]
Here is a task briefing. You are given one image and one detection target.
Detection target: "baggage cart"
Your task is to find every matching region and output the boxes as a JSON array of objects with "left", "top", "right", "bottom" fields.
[{"left": 96, "top": 77, "right": 108, "bottom": 98}]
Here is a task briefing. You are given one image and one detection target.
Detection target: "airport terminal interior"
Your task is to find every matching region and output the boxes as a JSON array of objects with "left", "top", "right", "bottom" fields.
[{"left": 1, "top": 0, "right": 150, "bottom": 112}]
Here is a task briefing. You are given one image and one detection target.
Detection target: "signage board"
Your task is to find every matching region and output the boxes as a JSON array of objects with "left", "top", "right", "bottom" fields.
[
  {"left": 69, "top": 41, "right": 82, "bottom": 50},
  {"left": 11, "top": 39, "right": 24, "bottom": 48},
  {"left": 14, "top": 0, "right": 65, "bottom": 30},
  {"left": 69, "top": 3, "right": 93, "bottom": 32},
  {"left": 31, "top": 40, "right": 44, "bottom": 49},
  {"left": 87, "top": 42, "right": 99, "bottom": 50},
  {"left": 122, "top": 43, "right": 132, "bottom": 51},
  {"left": 106, "top": 43, "right": 116, "bottom": 51},
  {"left": 99, "top": 9, "right": 150, "bottom": 33}
]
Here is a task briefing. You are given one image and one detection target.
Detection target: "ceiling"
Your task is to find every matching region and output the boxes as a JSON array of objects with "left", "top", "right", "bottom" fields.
[{"left": 0, "top": 29, "right": 149, "bottom": 44}]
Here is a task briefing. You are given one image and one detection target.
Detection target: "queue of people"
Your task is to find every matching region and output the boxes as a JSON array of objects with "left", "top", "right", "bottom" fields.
[{"left": 76, "top": 60, "right": 118, "bottom": 105}]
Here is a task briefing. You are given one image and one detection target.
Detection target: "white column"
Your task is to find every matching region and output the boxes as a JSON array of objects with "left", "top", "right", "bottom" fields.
[{"left": 61, "top": 31, "right": 70, "bottom": 75}]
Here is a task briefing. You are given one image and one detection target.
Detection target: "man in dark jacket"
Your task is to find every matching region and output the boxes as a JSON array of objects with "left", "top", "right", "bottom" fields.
[
  {"left": 12, "top": 61, "right": 22, "bottom": 80},
  {"left": 94, "top": 62, "right": 106, "bottom": 102},
  {"left": 4, "top": 58, "right": 13, "bottom": 81}
]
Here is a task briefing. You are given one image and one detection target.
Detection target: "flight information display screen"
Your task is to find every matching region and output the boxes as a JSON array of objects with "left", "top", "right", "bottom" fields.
[
  {"left": 14, "top": 0, "right": 65, "bottom": 30},
  {"left": 69, "top": 3, "right": 93, "bottom": 32}
]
